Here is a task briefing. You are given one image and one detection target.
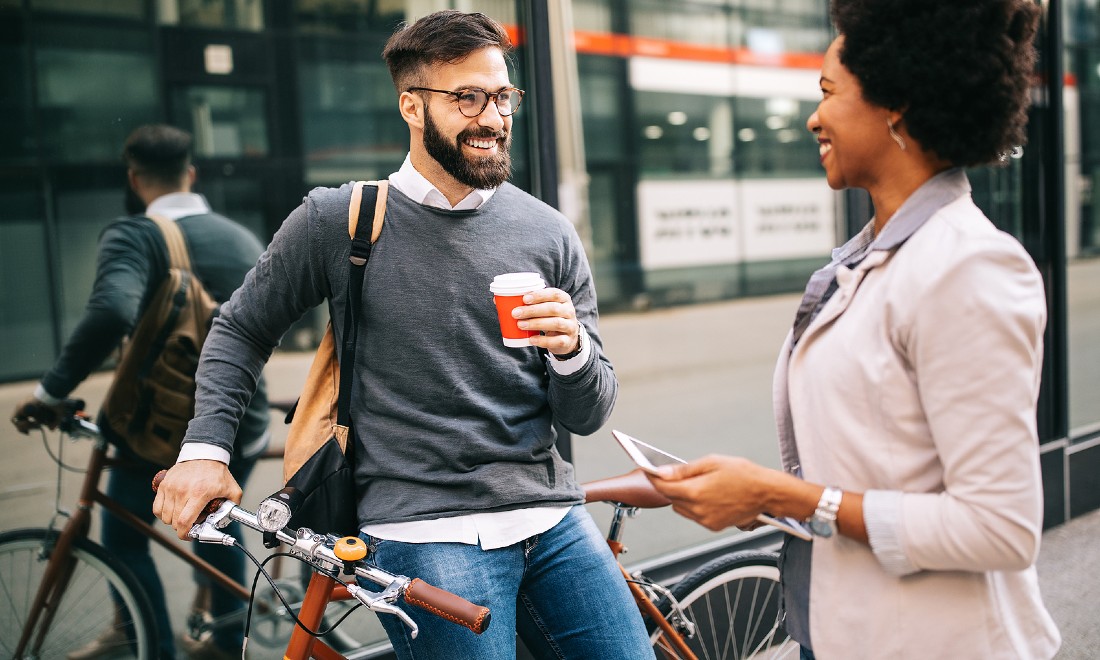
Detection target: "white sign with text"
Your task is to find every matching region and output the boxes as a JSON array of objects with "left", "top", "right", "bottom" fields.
[{"left": 637, "top": 178, "right": 835, "bottom": 269}]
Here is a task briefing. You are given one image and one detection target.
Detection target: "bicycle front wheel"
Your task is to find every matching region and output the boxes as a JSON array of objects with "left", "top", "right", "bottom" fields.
[
  {"left": 0, "top": 528, "right": 159, "bottom": 659},
  {"left": 650, "top": 550, "right": 798, "bottom": 659}
]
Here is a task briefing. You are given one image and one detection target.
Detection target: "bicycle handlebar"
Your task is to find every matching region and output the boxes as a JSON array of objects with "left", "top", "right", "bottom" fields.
[
  {"left": 151, "top": 469, "right": 491, "bottom": 636},
  {"left": 11, "top": 398, "right": 98, "bottom": 437},
  {"left": 403, "top": 578, "right": 492, "bottom": 634}
]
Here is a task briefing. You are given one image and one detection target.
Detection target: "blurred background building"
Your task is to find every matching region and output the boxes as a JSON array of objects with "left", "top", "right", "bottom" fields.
[{"left": 2, "top": 0, "right": 1098, "bottom": 585}]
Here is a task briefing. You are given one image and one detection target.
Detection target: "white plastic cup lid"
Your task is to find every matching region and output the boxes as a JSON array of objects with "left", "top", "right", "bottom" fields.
[{"left": 490, "top": 272, "right": 546, "bottom": 295}]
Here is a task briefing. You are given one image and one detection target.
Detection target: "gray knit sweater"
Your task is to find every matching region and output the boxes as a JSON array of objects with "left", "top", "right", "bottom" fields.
[{"left": 185, "top": 182, "right": 618, "bottom": 524}]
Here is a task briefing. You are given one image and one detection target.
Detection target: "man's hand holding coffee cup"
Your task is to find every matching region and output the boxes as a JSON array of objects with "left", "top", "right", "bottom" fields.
[
  {"left": 490, "top": 272, "right": 580, "bottom": 356},
  {"left": 514, "top": 287, "right": 581, "bottom": 357}
]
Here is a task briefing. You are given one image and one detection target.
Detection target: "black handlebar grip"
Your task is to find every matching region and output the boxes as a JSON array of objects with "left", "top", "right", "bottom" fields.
[
  {"left": 151, "top": 469, "right": 227, "bottom": 519},
  {"left": 403, "top": 578, "right": 491, "bottom": 634}
]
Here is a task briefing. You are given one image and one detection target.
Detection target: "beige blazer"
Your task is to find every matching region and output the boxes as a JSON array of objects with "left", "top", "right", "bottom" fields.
[{"left": 774, "top": 194, "right": 1060, "bottom": 658}]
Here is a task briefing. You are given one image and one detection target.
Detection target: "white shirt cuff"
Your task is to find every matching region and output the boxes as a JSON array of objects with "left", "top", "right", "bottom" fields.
[
  {"left": 547, "top": 324, "right": 591, "bottom": 376},
  {"left": 864, "top": 489, "right": 920, "bottom": 576},
  {"left": 176, "top": 442, "right": 231, "bottom": 465},
  {"left": 34, "top": 383, "right": 63, "bottom": 405}
]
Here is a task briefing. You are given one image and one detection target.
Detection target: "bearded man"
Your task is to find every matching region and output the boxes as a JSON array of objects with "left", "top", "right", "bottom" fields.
[{"left": 152, "top": 10, "right": 651, "bottom": 659}]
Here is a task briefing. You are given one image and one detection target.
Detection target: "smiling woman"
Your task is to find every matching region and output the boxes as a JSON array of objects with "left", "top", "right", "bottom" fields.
[{"left": 647, "top": 0, "right": 1062, "bottom": 658}]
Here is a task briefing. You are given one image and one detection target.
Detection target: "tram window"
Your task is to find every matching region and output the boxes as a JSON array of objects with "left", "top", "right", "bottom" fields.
[
  {"left": 732, "top": 97, "right": 820, "bottom": 178},
  {"left": 35, "top": 43, "right": 157, "bottom": 163},
  {"left": 157, "top": 0, "right": 264, "bottom": 31},
  {"left": 635, "top": 92, "right": 819, "bottom": 178},
  {"left": 292, "top": 1, "right": 515, "bottom": 36},
  {"left": 297, "top": 58, "right": 404, "bottom": 185},
  {"left": 170, "top": 86, "right": 269, "bottom": 158},
  {"left": 741, "top": 1, "right": 831, "bottom": 54},
  {"left": 628, "top": 0, "right": 729, "bottom": 47},
  {"left": 31, "top": 0, "right": 145, "bottom": 19},
  {"left": 0, "top": 179, "right": 52, "bottom": 381},
  {"left": 573, "top": 0, "right": 613, "bottom": 33},
  {"left": 1, "top": 16, "right": 35, "bottom": 161},
  {"left": 293, "top": 0, "right": 403, "bottom": 35},
  {"left": 579, "top": 56, "right": 624, "bottom": 161},
  {"left": 636, "top": 92, "right": 733, "bottom": 177},
  {"left": 197, "top": 177, "right": 265, "bottom": 239}
]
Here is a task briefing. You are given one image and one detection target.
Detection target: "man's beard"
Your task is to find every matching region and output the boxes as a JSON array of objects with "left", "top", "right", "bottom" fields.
[{"left": 423, "top": 106, "right": 512, "bottom": 190}]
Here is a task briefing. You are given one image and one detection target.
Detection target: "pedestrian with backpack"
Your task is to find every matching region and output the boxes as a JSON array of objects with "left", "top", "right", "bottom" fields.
[{"left": 10, "top": 124, "right": 270, "bottom": 660}]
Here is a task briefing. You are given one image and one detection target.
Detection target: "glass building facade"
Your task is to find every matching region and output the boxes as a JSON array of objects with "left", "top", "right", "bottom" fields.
[{"left": 1, "top": 2, "right": 1098, "bottom": 647}]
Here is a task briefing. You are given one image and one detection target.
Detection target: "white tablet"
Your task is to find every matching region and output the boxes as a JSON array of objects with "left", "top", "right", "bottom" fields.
[
  {"left": 612, "top": 429, "right": 686, "bottom": 475},
  {"left": 756, "top": 513, "right": 813, "bottom": 541},
  {"left": 611, "top": 429, "right": 814, "bottom": 541}
]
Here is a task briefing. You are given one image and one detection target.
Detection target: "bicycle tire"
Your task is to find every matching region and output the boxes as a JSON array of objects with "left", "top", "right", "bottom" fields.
[
  {"left": 0, "top": 528, "right": 160, "bottom": 659},
  {"left": 649, "top": 550, "right": 798, "bottom": 659}
]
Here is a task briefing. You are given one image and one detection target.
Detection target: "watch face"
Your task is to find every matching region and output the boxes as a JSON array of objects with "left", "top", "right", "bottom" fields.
[{"left": 809, "top": 517, "right": 835, "bottom": 538}]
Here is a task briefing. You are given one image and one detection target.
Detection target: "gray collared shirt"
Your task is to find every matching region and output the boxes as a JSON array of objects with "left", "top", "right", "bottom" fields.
[{"left": 790, "top": 168, "right": 970, "bottom": 349}]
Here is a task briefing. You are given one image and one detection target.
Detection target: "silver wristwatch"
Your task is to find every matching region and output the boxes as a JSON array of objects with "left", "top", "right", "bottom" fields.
[{"left": 807, "top": 486, "right": 843, "bottom": 538}]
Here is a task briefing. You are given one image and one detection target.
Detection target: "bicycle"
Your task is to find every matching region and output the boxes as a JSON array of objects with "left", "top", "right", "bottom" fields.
[
  {"left": 165, "top": 457, "right": 793, "bottom": 660},
  {"left": 582, "top": 469, "right": 798, "bottom": 659},
  {"left": 6, "top": 399, "right": 790, "bottom": 659},
  {"left": 2, "top": 399, "right": 459, "bottom": 659},
  {"left": 145, "top": 473, "right": 490, "bottom": 660}
]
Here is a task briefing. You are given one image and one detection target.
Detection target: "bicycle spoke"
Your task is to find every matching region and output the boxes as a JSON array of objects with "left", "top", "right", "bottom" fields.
[
  {"left": 740, "top": 578, "right": 765, "bottom": 658},
  {"left": 0, "top": 550, "right": 26, "bottom": 654},
  {"left": 720, "top": 576, "right": 736, "bottom": 659},
  {"left": 650, "top": 552, "right": 792, "bottom": 660},
  {"left": 0, "top": 531, "right": 155, "bottom": 659}
]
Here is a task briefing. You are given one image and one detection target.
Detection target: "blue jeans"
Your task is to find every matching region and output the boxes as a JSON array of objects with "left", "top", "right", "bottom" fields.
[
  {"left": 102, "top": 442, "right": 257, "bottom": 659},
  {"left": 360, "top": 506, "right": 653, "bottom": 659}
]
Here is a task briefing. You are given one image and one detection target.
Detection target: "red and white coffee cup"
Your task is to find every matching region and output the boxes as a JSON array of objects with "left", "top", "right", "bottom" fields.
[{"left": 490, "top": 272, "right": 546, "bottom": 347}]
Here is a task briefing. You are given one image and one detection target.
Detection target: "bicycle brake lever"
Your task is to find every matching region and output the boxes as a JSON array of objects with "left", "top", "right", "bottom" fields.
[
  {"left": 204, "top": 499, "right": 237, "bottom": 529},
  {"left": 189, "top": 522, "right": 235, "bottom": 545},
  {"left": 346, "top": 583, "right": 420, "bottom": 639},
  {"left": 189, "top": 500, "right": 238, "bottom": 545}
]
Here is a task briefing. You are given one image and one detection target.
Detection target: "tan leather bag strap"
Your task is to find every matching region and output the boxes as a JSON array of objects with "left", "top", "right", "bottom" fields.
[
  {"left": 147, "top": 214, "right": 193, "bottom": 272},
  {"left": 282, "top": 180, "right": 387, "bottom": 482}
]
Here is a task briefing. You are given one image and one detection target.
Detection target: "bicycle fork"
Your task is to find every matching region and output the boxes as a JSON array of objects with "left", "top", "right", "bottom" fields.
[{"left": 605, "top": 503, "right": 698, "bottom": 660}]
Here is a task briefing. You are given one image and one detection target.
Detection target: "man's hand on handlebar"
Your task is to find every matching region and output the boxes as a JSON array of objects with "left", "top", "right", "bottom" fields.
[
  {"left": 10, "top": 397, "right": 63, "bottom": 434},
  {"left": 152, "top": 460, "right": 242, "bottom": 540}
]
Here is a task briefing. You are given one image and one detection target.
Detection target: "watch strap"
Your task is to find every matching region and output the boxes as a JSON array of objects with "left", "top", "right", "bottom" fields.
[{"left": 808, "top": 486, "right": 843, "bottom": 537}]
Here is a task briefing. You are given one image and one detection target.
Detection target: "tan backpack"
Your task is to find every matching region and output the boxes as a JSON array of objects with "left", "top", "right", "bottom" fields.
[{"left": 101, "top": 214, "right": 219, "bottom": 466}]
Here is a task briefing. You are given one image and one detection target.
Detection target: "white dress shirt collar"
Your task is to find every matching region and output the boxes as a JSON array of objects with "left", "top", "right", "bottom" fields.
[
  {"left": 388, "top": 154, "right": 496, "bottom": 211},
  {"left": 145, "top": 192, "right": 211, "bottom": 221}
]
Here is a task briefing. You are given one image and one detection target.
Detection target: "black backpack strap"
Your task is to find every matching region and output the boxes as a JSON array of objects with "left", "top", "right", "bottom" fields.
[{"left": 336, "top": 181, "right": 387, "bottom": 429}]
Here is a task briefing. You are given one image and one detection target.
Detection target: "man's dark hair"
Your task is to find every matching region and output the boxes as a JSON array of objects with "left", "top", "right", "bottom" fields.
[
  {"left": 382, "top": 10, "right": 513, "bottom": 92},
  {"left": 122, "top": 124, "right": 193, "bottom": 187},
  {"left": 832, "top": 0, "right": 1039, "bottom": 167}
]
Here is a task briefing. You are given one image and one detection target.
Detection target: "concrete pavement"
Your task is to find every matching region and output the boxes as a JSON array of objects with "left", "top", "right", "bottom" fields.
[{"left": 1035, "top": 506, "right": 1100, "bottom": 658}]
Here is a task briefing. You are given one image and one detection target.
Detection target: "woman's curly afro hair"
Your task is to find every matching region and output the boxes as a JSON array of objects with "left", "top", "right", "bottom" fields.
[{"left": 832, "top": 0, "right": 1040, "bottom": 167}]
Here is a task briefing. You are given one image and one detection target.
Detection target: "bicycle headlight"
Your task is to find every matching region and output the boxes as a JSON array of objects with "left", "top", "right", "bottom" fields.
[{"left": 256, "top": 494, "right": 293, "bottom": 532}]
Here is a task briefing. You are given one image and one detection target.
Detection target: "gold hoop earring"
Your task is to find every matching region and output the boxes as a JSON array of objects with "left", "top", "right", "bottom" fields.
[{"left": 887, "top": 119, "right": 907, "bottom": 151}]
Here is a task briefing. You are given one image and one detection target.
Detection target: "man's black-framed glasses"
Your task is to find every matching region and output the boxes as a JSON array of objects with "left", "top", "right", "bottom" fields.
[{"left": 407, "top": 86, "right": 525, "bottom": 117}]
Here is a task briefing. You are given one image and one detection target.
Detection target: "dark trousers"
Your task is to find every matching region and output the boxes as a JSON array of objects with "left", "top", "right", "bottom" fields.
[{"left": 102, "top": 442, "right": 257, "bottom": 658}]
